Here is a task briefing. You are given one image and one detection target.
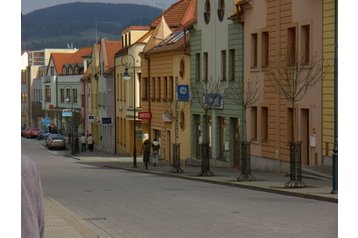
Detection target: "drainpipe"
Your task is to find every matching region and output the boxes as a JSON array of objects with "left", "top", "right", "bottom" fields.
[
  {"left": 114, "top": 61, "right": 117, "bottom": 154},
  {"left": 145, "top": 54, "right": 152, "bottom": 140},
  {"left": 331, "top": 0, "right": 338, "bottom": 194}
]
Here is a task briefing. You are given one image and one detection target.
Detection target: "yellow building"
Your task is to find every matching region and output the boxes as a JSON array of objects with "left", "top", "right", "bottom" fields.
[
  {"left": 141, "top": 27, "right": 192, "bottom": 164},
  {"left": 322, "top": 0, "right": 336, "bottom": 164},
  {"left": 114, "top": 26, "right": 151, "bottom": 156}
]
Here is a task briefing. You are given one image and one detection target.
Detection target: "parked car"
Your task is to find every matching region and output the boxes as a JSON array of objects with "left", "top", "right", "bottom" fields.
[
  {"left": 21, "top": 127, "right": 31, "bottom": 137},
  {"left": 26, "top": 128, "right": 40, "bottom": 138},
  {"left": 46, "top": 134, "right": 66, "bottom": 150}
]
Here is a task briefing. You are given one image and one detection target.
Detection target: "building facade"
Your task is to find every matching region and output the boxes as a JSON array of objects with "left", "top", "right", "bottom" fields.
[
  {"left": 190, "top": 0, "right": 244, "bottom": 167},
  {"left": 239, "top": 0, "right": 324, "bottom": 172}
]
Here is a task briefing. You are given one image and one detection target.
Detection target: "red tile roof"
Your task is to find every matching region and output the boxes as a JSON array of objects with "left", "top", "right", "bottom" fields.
[
  {"left": 51, "top": 46, "right": 92, "bottom": 75},
  {"left": 51, "top": 53, "right": 73, "bottom": 75},
  {"left": 104, "top": 40, "right": 121, "bottom": 68},
  {"left": 150, "top": 0, "right": 196, "bottom": 29}
]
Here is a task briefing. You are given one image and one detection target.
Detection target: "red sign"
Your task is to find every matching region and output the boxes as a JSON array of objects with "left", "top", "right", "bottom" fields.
[{"left": 138, "top": 112, "right": 152, "bottom": 119}]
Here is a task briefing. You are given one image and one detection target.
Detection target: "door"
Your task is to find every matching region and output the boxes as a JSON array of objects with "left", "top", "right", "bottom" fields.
[
  {"left": 300, "top": 109, "right": 309, "bottom": 165},
  {"left": 167, "top": 130, "right": 172, "bottom": 165}
]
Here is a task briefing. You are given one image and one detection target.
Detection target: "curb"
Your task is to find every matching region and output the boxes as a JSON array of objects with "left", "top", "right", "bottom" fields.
[{"left": 103, "top": 165, "right": 338, "bottom": 204}]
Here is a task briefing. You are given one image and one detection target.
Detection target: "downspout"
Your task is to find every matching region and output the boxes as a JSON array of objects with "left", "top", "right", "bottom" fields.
[
  {"left": 55, "top": 75, "right": 59, "bottom": 132},
  {"left": 114, "top": 60, "right": 117, "bottom": 154},
  {"left": 146, "top": 55, "right": 152, "bottom": 140}
]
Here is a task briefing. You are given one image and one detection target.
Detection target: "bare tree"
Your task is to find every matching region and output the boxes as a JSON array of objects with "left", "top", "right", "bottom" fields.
[
  {"left": 191, "top": 78, "right": 226, "bottom": 176},
  {"left": 269, "top": 53, "right": 328, "bottom": 187},
  {"left": 229, "top": 76, "right": 263, "bottom": 181},
  {"left": 164, "top": 100, "right": 188, "bottom": 173}
]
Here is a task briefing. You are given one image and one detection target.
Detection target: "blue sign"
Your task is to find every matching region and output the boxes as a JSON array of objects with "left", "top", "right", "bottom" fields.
[
  {"left": 177, "top": 85, "right": 189, "bottom": 102},
  {"left": 62, "top": 109, "right": 72, "bottom": 117},
  {"left": 41, "top": 117, "right": 52, "bottom": 126}
]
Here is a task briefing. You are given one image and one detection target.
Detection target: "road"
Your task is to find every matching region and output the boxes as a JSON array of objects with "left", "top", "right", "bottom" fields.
[{"left": 22, "top": 138, "right": 338, "bottom": 238}]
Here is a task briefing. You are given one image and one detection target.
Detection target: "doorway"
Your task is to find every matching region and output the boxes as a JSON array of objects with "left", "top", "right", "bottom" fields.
[{"left": 300, "top": 109, "right": 309, "bottom": 166}]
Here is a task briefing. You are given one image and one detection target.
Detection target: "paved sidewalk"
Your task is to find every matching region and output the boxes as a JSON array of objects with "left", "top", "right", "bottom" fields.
[
  {"left": 44, "top": 197, "right": 98, "bottom": 238},
  {"left": 44, "top": 149, "right": 337, "bottom": 237},
  {"left": 68, "top": 150, "right": 338, "bottom": 203}
]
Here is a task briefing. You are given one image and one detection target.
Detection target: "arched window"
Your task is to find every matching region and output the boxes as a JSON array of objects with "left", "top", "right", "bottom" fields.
[
  {"left": 204, "top": 0, "right": 211, "bottom": 24},
  {"left": 217, "top": 0, "right": 225, "bottom": 22}
]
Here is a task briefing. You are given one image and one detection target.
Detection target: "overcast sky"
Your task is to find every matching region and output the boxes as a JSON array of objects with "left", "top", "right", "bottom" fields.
[{"left": 21, "top": 0, "right": 178, "bottom": 14}]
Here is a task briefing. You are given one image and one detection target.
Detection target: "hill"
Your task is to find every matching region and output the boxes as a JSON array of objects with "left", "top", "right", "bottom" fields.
[{"left": 21, "top": 2, "right": 161, "bottom": 50}]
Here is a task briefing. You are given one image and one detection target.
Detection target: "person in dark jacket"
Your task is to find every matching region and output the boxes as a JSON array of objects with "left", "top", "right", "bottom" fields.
[{"left": 142, "top": 139, "right": 151, "bottom": 169}]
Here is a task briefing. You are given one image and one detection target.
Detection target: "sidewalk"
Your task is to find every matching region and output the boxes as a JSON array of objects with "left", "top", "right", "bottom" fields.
[
  {"left": 44, "top": 149, "right": 337, "bottom": 237},
  {"left": 68, "top": 149, "right": 338, "bottom": 203}
]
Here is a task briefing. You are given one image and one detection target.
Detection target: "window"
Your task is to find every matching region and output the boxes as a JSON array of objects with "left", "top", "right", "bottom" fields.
[
  {"left": 287, "top": 27, "right": 297, "bottom": 63},
  {"left": 251, "top": 107, "right": 257, "bottom": 141},
  {"left": 157, "top": 77, "right": 161, "bottom": 101},
  {"left": 251, "top": 33, "right": 258, "bottom": 68},
  {"left": 66, "top": 88, "right": 71, "bottom": 102},
  {"left": 62, "top": 66, "right": 67, "bottom": 75},
  {"left": 21, "top": 93, "right": 27, "bottom": 103},
  {"left": 21, "top": 71, "right": 27, "bottom": 84},
  {"left": 261, "top": 107, "right": 268, "bottom": 142},
  {"left": 204, "top": 0, "right": 211, "bottom": 24},
  {"left": 74, "top": 66, "right": 79, "bottom": 74},
  {"left": 203, "top": 52, "right": 208, "bottom": 81},
  {"left": 168, "top": 77, "right": 174, "bottom": 102},
  {"left": 261, "top": 31, "right": 269, "bottom": 68},
  {"left": 217, "top": 0, "right": 225, "bottom": 21},
  {"left": 45, "top": 88, "right": 51, "bottom": 102},
  {"left": 195, "top": 53, "right": 201, "bottom": 81},
  {"left": 50, "top": 66, "right": 54, "bottom": 76},
  {"left": 142, "top": 77, "right": 149, "bottom": 101},
  {"left": 221, "top": 50, "right": 227, "bottom": 81},
  {"left": 180, "top": 111, "right": 185, "bottom": 130},
  {"left": 163, "top": 77, "right": 168, "bottom": 101},
  {"left": 151, "top": 77, "right": 156, "bottom": 101},
  {"left": 73, "top": 89, "right": 78, "bottom": 103},
  {"left": 218, "top": 116, "right": 226, "bottom": 159},
  {"left": 179, "top": 59, "right": 185, "bottom": 78},
  {"left": 301, "top": 25, "right": 310, "bottom": 65},
  {"left": 229, "top": 49, "right": 235, "bottom": 81},
  {"left": 60, "top": 89, "right": 64, "bottom": 102}
]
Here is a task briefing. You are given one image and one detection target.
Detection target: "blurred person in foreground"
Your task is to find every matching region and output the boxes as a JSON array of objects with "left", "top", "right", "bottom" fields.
[{"left": 21, "top": 154, "right": 44, "bottom": 238}]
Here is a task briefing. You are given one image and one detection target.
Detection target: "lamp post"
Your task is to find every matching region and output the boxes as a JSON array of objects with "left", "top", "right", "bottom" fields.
[
  {"left": 65, "top": 92, "right": 75, "bottom": 155},
  {"left": 122, "top": 54, "right": 137, "bottom": 168}
]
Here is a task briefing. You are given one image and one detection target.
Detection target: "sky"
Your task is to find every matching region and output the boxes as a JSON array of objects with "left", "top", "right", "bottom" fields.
[{"left": 21, "top": 0, "right": 178, "bottom": 14}]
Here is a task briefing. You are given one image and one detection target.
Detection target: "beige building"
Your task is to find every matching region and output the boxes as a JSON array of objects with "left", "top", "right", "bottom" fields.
[{"left": 240, "top": 0, "right": 323, "bottom": 171}]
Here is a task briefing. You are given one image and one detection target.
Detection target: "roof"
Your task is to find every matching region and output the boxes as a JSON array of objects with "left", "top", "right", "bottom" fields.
[
  {"left": 144, "top": 29, "right": 190, "bottom": 55},
  {"left": 50, "top": 46, "right": 92, "bottom": 75},
  {"left": 143, "top": 15, "right": 172, "bottom": 53},
  {"left": 150, "top": 0, "right": 196, "bottom": 29},
  {"left": 104, "top": 40, "right": 121, "bottom": 68}
]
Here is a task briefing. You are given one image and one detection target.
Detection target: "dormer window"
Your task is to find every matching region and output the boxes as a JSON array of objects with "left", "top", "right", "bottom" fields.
[
  {"left": 204, "top": 0, "right": 211, "bottom": 24},
  {"left": 68, "top": 66, "right": 73, "bottom": 75},
  {"left": 217, "top": 0, "right": 225, "bottom": 22},
  {"left": 74, "top": 65, "right": 79, "bottom": 74},
  {"left": 62, "top": 66, "right": 67, "bottom": 75}
]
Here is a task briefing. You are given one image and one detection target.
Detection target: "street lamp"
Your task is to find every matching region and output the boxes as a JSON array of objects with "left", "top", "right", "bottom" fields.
[
  {"left": 122, "top": 54, "right": 137, "bottom": 168},
  {"left": 65, "top": 93, "right": 75, "bottom": 155}
]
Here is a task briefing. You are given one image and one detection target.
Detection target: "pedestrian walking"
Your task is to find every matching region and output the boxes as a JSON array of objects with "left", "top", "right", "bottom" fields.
[
  {"left": 152, "top": 138, "right": 160, "bottom": 166},
  {"left": 141, "top": 138, "right": 151, "bottom": 169},
  {"left": 80, "top": 133, "right": 86, "bottom": 152},
  {"left": 87, "top": 133, "right": 95, "bottom": 152},
  {"left": 21, "top": 154, "right": 44, "bottom": 238}
]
